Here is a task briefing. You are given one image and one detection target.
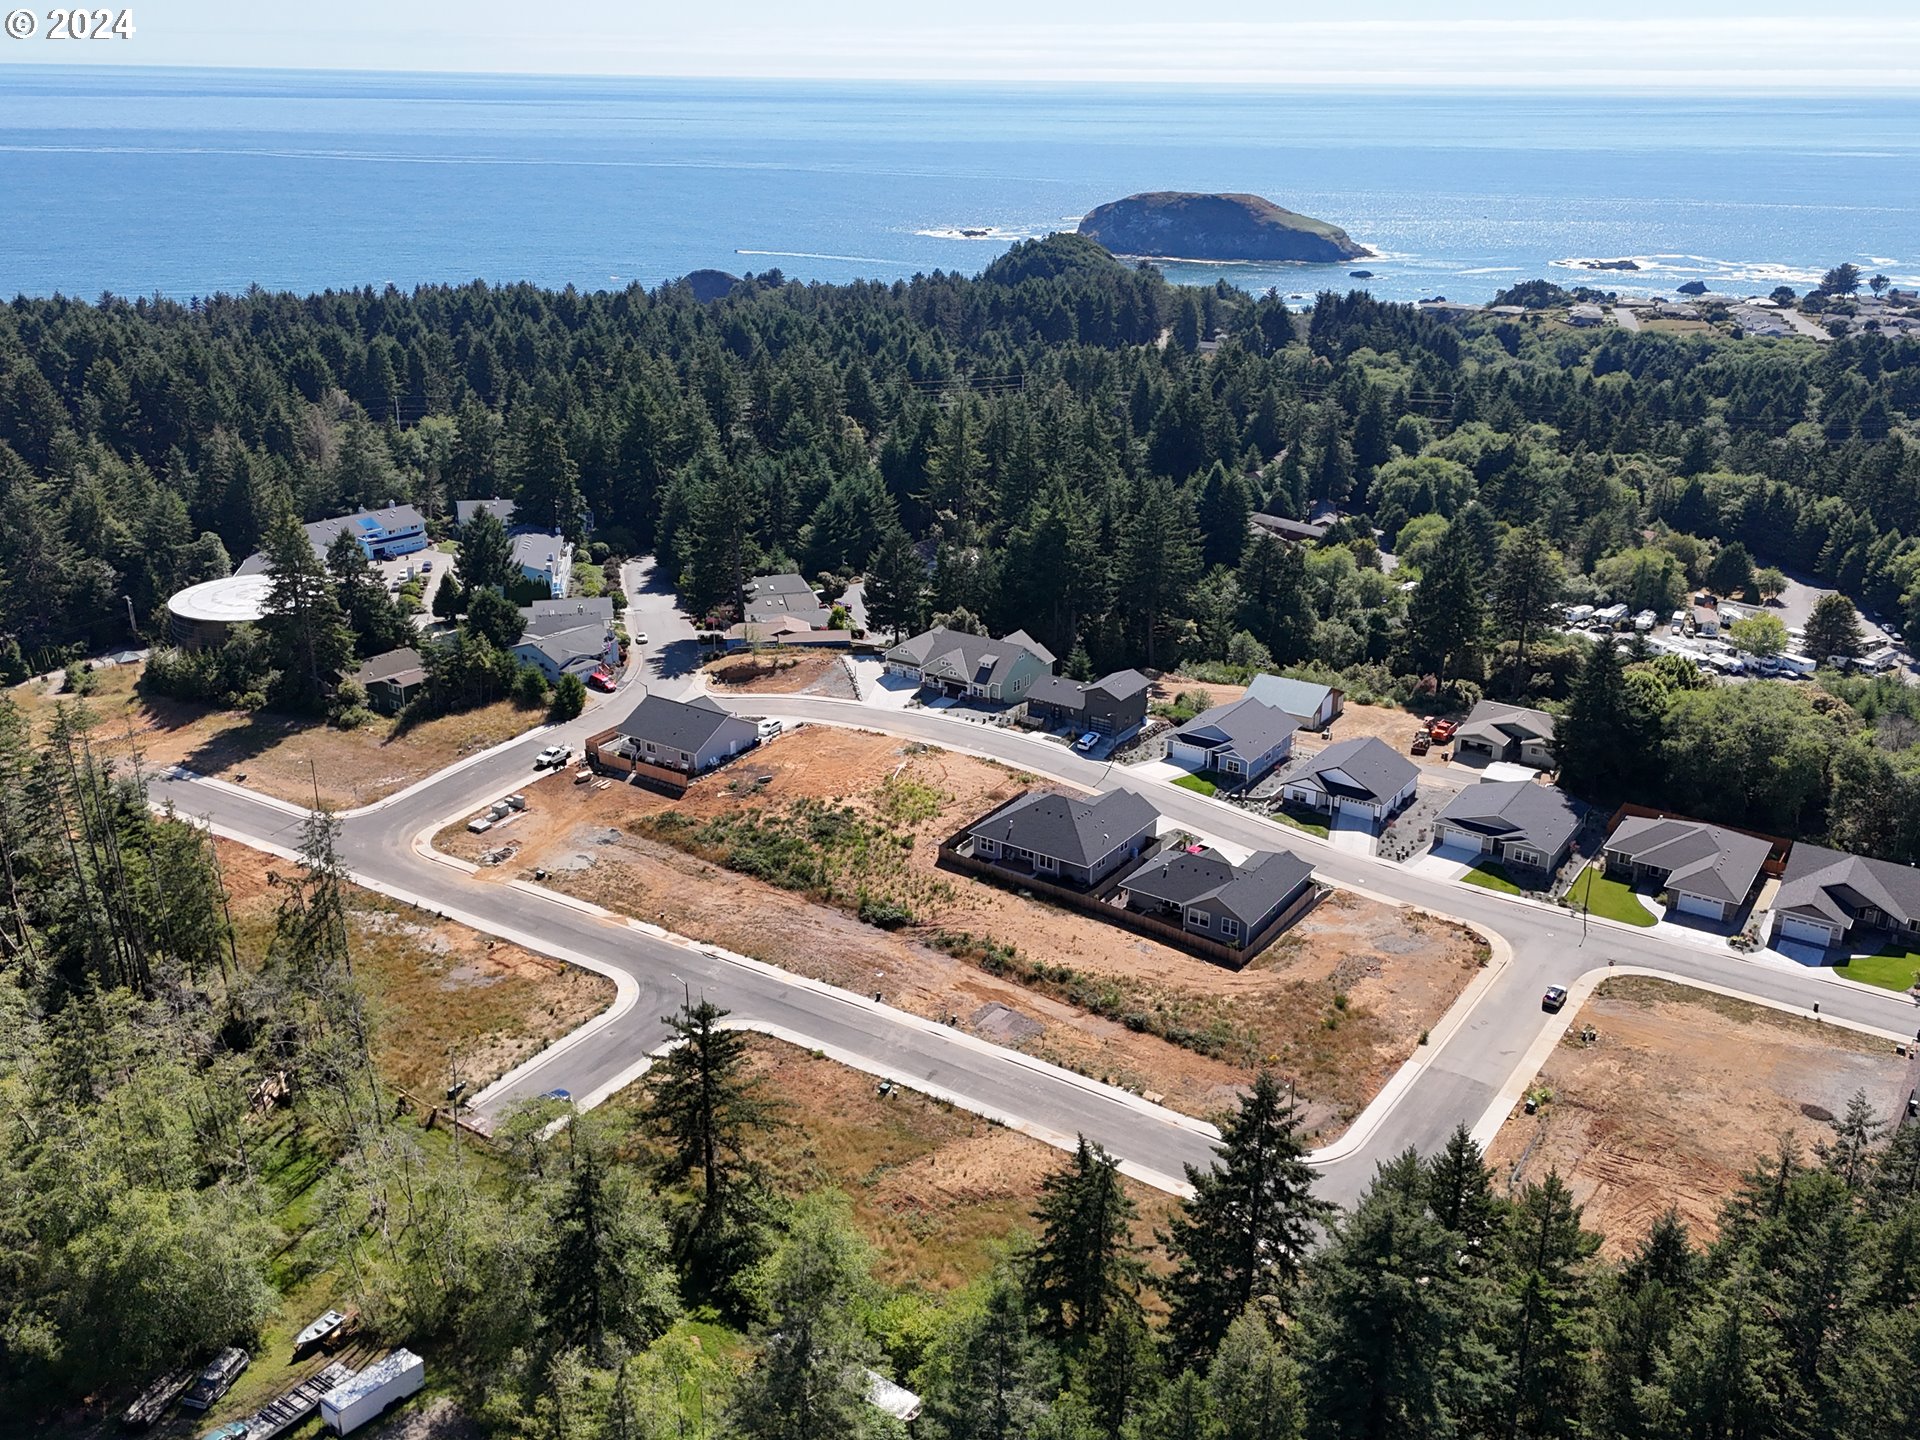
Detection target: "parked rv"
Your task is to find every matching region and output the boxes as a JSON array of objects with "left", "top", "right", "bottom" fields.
[{"left": 319, "top": 1350, "right": 424, "bottom": 1436}]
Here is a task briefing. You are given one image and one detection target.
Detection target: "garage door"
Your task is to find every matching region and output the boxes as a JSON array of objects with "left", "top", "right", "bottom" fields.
[
  {"left": 1441, "top": 824, "right": 1491, "bottom": 853},
  {"left": 1779, "top": 915, "right": 1838, "bottom": 946},
  {"left": 1674, "top": 892, "right": 1725, "bottom": 920}
]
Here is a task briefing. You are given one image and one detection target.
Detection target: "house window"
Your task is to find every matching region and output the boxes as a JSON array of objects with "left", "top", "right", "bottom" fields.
[
  {"left": 1036, "top": 854, "right": 1057, "bottom": 872},
  {"left": 1219, "top": 917, "right": 1241, "bottom": 941},
  {"left": 1186, "top": 908, "right": 1210, "bottom": 930}
]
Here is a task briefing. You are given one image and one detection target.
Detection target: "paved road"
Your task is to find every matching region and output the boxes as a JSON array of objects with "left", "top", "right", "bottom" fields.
[{"left": 145, "top": 642, "right": 1920, "bottom": 1207}]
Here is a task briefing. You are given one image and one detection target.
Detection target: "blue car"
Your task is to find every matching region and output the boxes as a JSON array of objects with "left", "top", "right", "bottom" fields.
[
  {"left": 541, "top": 1088, "right": 573, "bottom": 1103},
  {"left": 199, "top": 1423, "right": 250, "bottom": 1440}
]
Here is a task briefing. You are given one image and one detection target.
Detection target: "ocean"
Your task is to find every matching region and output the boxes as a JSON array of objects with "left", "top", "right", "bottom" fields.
[{"left": 3, "top": 66, "right": 1917, "bottom": 304}]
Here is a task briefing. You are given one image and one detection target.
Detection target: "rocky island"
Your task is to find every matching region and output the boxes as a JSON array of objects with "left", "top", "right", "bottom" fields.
[{"left": 1077, "top": 191, "right": 1368, "bottom": 264}]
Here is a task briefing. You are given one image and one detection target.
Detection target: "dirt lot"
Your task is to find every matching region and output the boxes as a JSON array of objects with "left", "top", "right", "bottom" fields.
[
  {"left": 1485, "top": 977, "right": 1916, "bottom": 1256},
  {"left": 439, "top": 725, "right": 1484, "bottom": 1137},
  {"left": 681, "top": 1036, "right": 1177, "bottom": 1291},
  {"left": 703, "top": 649, "right": 852, "bottom": 696},
  {"left": 1315, "top": 698, "right": 1460, "bottom": 773},
  {"left": 1150, "top": 674, "right": 1246, "bottom": 712},
  {"left": 12, "top": 663, "right": 546, "bottom": 809},
  {"left": 216, "top": 839, "right": 614, "bottom": 1096}
]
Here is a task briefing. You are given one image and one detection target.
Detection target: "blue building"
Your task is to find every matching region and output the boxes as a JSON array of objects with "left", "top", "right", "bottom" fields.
[{"left": 303, "top": 504, "right": 429, "bottom": 562}]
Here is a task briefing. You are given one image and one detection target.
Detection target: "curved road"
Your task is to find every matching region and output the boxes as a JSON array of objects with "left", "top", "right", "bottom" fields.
[{"left": 147, "top": 614, "right": 1920, "bottom": 1205}]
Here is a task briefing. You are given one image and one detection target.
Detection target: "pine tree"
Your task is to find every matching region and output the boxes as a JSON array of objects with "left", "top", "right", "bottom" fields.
[
  {"left": 1821, "top": 1089, "right": 1883, "bottom": 1190},
  {"left": 1208, "top": 1305, "right": 1302, "bottom": 1440},
  {"left": 1423, "top": 1124, "right": 1505, "bottom": 1267},
  {"left": 258, "top": 506, "right": 354, "bottom": 713},
  {"left": 1195, "top": 462, "right": 1252, "bottom": 570},
  {"left": 514, "top": 413, "right": 587, "bottom": 540},
  {"left": 642, "top": 997, "right": 780, "bottom": 1306},
  {"left": 924, "top": 1268, "right": 1058, "bottom": 1440},
  {"left": 1595, "top": 1210, "right": 1697, "bottom": 1440},
  {"left": 1805, "top": 592, "right": 1865, "bottom": 661},
  {"left": 1405, "top": 536, "right": 1487, "bottom": 683},
  {"left": 1119, "top": 476, "right": 1201, "bottom": 671},
  {"left": 1655, "top": 1270, "right": 1786, "bottom": 1440},
  {"left": 324, "top": 528, "right": 411, "bottom": 658},
  {"left": 1558, "top": 639, "right": 1630, "bottom": 797},
  {"left": 459, "top": 506, "right": 514, "bottom": 592},
  {"left": 1487, "top": 1173, "right": 1600, "bottom": 1440},
  {"left": 1081, "top": 1310, "right": 1161, "bottom": 1440},
  {"left": 865, "top": 524, "right": 927, "bottom": 641},
  {"left": 732, "top": 1195, "right": 886, "bottom": 1440},
  {"left": 1029, "top": 1136, "right": 1144, "bottom": 1343},
  {"left": 1141, "top": 1369, "right": 1219, "bottom": 1440},
  {"left": 1299, "top": 1174, "right": 1482, "bottom": 1440},
  {"left": 1163, "top": 1071, "right": 1328, "bottom": 1361},
  {"left": 1490, "top": 526, "right": 1564, "bottom": 699}
]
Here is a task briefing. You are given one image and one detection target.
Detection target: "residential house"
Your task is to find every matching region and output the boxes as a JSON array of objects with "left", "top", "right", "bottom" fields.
[
  {"left": 512, "top": 623, "right": 619, "bottom": 683},
  {"left": 1023, "top": 670, "right": 1151, "bottom": 737},
  {"left": 354, "top": 646, "right": 427, "bottom": 715},
  {"left": 725, "top": 616, "right": 853, "bottom": 650},
  {"left": 602, "top": 694, "right": 758, "bottom": 775},
  {"left": 510, "top": 532, "right": 572, "bottom": 598},
  {"left": 1602, "top": 816, "right": 1771, "bottom": 921},
  {"left": 1568, "top": 303, "right": 1607, "bottom": 327},
  {"left": 742, "top": 573, "right": 833, "bottom": 629},
  {"left": 884, "top": 626, "right": 1056, "bottom": 703},
  {"left": 1118, "top": 845, "right": 1315, "bottom": 952},
  {"left": 1770, "top": 843, "right": 1920, "bottom": 952},
  {"left": 965, "top": 789, "right": 1158, "bottom": 888},
  {"left": 454, "top": 498, "right": 517, "bottom": 529},
  {"left": 1279, "top": 736, "right": 1419, "bottom": 823},
  {"left": 1244, "top": 674, "right": 1343, "bottom": 730},
  {"left": 303, "top": 504, "right": 428, "bottom": 563},
  {"left": 1453, "top": 701, "right": 1558, "bottom": 769},
  {"left": 523, "top": 596, "right": 615, "bottom": 636},
  {"left": 1434, "top": 780, "right": 1582, "bottom": 874},
  {"left": 1167, "top": 696, "right": 1302, "bottom": 786}
]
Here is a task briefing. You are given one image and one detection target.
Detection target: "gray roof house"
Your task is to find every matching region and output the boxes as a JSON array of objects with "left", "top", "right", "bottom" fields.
[
  {"left": 884, "top": 627, "right": 1056, "bottom": 704},
  {"left": 1245, "top": 674, "right": 1343, "bottom": 729},
  {"left": 512, "top": 623, "right": 618, "bottom": 683},
  {"left": 1119, "top": 845, "right": 1315, "bottom": 953},
  {"left": 606, "top": 694, "right": 758, "bottom": 775},
  {"left": 1603, "top": 816, "right": 1772, "bottom": 922},
  {"left": 301, "top": 504, "right": 429, "bottom": 563},
  {"left": 1770, "top": 843, "right": 1920, "bottom": 952},
  {"left": 742, "top": 572, "right": 832, "bottom": 629},
  {"left": 966, "top": 789, "right": 1159, "bottom": 888},
  {"left": 1454, "top": 701, "right": 1558, "bottom": 769},
  {"left": 1024, "top": 670, "right": 1151, "bottom": 737},
  {"left": 1434, "top": 780, "right": 1582, "bottom": 873},
  {"left": 510, "top": 532, "right": 572, "bottom": 599},
  {"left": 1279, "top": 736, "right": 1419, "bottom": 823},
  {"left": 1167, "top": 696, "right": 1302, "bottom": 786},
  {"left": 354, "top": 646, "right": 427, "bottom": 715},
  {"left": 455, "top": 497, "right": 517, "bottom": 528},
  {"left": 523, "top": 596, "right": 616, "bottom": 637}
]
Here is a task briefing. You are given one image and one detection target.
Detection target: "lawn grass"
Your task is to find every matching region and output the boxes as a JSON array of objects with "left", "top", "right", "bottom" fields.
[
  {"left": 1460, "top": 861, "right": 1525, "bottom": 895},
  {"left": 1566, "top": 865, "right": 1656, "bottom": 927},
  {"left": 1272, "top": 808, "right": 1331, "bottom": 838},
  {"left": 1835, "top": 947, "right": 1920, "bottom": 992},
  {"left": 1172, "top": 773, "right": 1218, "bottom": 797}
]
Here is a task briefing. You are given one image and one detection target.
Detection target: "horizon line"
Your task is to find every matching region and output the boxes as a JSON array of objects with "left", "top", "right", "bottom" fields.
[{"left": 9, "top": 59, "right": 1920, "bottom": 95}]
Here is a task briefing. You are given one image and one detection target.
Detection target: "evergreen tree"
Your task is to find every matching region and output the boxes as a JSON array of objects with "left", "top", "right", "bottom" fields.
[
  {"left": 1487, "top": 1174, "right": 1600, "bottom": 1440},
  {"left": 865, "top": 524, "right": 928, "bottom": 641},
  {"left": 1163, "top": 1071, "right": 1328, "bottom": 1361},
  {"left": 1706, "top": 541, "right": 1754, "bottom": 598},
  {"left": 1029, "top": 1137, "right": 1144, "bottom": 1343},
  {"left": 732, "top": 1195, "right": 887, "bottom": 1440},
  {"left": 1080, "top": 1310, "right": 1161, "bottom": 1440},
  {"left": 1405, "top": 536, "right": 1487, "bottom": 682},
  {"left": 1207, "top": 1305, "right": 1302, "bottom": 1440},
  {"left": 514, "top": 414, "right": 587, "bottom": 540},
  {"left": 324, "top": 528, "right": 411, "bottom": 658},
  {"left": 1195, "top": 462, "right": 1252, "bottom": 570},
  {"left": 459, "top": 506, "right": 514, "bottom": 592},
  {"left": 1489, "top": 526, "right": 1564, "bottom": 699},
  {"left": 1423, "top": 1125, "right": 1505, "bottom": 1266},
  {"left": 1655, "top": 1271, "right": 1786, "bottom": 1440},
  {"left": 1559, "top": 639, "right": 1632, "bottom": 797},
  {"left": 538, "top": 1120, "right": 680, "bottom": 1360},
  {"left": 257, "top": 507, "right": 354, "bottom": 713},
  {"left": 1299, "top": 1173, "right": 1482, "bottom": 1440},
  {"left": 465, "top": 586, "right": 526, "bottom": 650},
  {"left": 923, "top": 1268, "right": 1058, "bottom": 1440},
  {"left": 1805, "top": 592, "right": 1865, "bottom": 661},
  {"left": 1118, "top": 476, "right": 1201, "bottom": 671},
  {"left": 548, "top": 672, "right": 587, "bottom": 722},
  {"left": 1141, "top": 1369, "right": 1219, "bottom": 1440},
  {"left": 641, "top": 997, "right": 779, "bottom": 1307},
  {"left": 1595, "top": 1210, "right": 1698, "bottom": 1440}
]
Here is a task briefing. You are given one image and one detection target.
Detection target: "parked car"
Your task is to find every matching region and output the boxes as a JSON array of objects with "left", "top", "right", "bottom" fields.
[
  {"left": 1542, "top": 985, "right": 1569, "bottom": 1013},
  {"left": 198, "top": 1422, "right": 250, "bottom": 1440},
  {"left": 756, "top": 718, "right": 783, "bottom": 740},
  {"left": 541, "top": 1089, "right": 572, "bottom": 1102},
  {"left": 534, "top": 744, "right": 572, "bottom": 770},
  {"left": 181, "top": 1350, "right": 250, "bottom": 1414},
  {"left": 586, "top": 667, "right": 616, "bottom": 692},
  {"left": 633, "top": 632, "right": 648, "bottom": 646},
  {"left": 1072, "top": 731, "right": 1100, "bottom": 753}
]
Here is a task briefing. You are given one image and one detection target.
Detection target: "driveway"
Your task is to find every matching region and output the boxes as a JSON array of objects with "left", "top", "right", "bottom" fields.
[
  {"left": 622, "top": 557, "right": 701, "bottom": 698},
  {"left": 1326, "top": 810, "right": 1376, "bottom": 856},
  {"left": 858, "top": 662, "right": 920, "bottom": 710},
  {"left": 1403, "top": 843, "right": 1477, "bottom": 883}
]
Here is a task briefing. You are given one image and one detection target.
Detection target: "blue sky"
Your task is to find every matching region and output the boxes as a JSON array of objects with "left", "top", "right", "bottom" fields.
[{"left": 8, "top": 0, "right": 1918, "bottom": 86}]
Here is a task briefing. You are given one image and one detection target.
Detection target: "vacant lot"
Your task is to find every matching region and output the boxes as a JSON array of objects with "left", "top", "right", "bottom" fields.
[
  {"left": 217, "top": 839, "right": 613, "bottom": 1096},
  {"left": 644, "top": 1036, "right": 1177, "bottom": 1291},
  {"left": 33, "top": 662, "right": 549, "bottom": 809},
  {"left": 704, "top": 649, "right": 851, "bottom": 696},
  {"left": 438, "top": 725, "right": 1484, "bottom": 1137},
  {"left": 1485, "top": 977, "right": 1913, "bottom": 1256}
]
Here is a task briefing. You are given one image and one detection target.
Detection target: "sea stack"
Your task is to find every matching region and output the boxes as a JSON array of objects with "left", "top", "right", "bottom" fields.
[{"left": 1077, "top": 192, "right": 1368, "bottom": 263}]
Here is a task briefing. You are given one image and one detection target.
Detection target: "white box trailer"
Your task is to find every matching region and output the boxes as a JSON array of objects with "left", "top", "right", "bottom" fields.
[{"left": 319, "top": 1350, "right": 424, "bottom": 1435}]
